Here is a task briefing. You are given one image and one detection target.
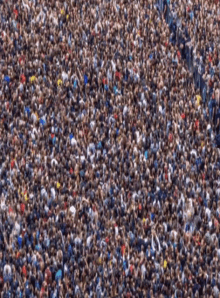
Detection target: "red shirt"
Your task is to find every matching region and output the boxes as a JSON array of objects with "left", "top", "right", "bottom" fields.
[
  {"left": 13, "top": 9, "right": 18, "bottom": 18},
  {"left": 19, "top": 55, "right": 25, "bottom": 65},
  {"left": 195, "top": 120, "right": 199, "bottom": 130},
  {"left": 20, "top": 203, "right": 25, "bottom": 214},
  {"left": 22, "top": 265, "right": 27, "bottom": 277},
  {"left": 45, "top": 267, "right": 52, "bottom": 285},
  {"left": 102, "top": 78, "right": 107, "bottom": 85},
  {"left": 20, "top": 74, "right": 26, "bottom": 83},
  {"left": 11, "top": 160, "right": 15, "bottom": 169},
  {"left": 115, "top": 72, "right": 121, "bottom": 80},
  {"left": 40, "top": 287, "right": 45, "bottom": 298},
  {"left": 121, "top": 245, "right": 126, "bottom": 256},
  {"left": 168, "top": 133, "right": 173, "bottom": 142}
]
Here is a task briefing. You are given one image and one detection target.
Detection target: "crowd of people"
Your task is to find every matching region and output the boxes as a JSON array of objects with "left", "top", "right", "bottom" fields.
[
  {"left": 0, "top": 0, "right": 220, "bottom": 297},
  {"left": 165, "top": 0, "right": 220, "bottom": 134}
]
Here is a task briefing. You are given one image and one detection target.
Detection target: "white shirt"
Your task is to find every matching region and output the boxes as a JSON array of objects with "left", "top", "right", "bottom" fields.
[
  {"left": 71, "top": 138, "right": 77, "bottom": 146},
  {"left": 51, "top": 187, "right": 56, "bottom": 200},
  {"left": 51, "top": 158, "right": 58, "bottom": 167},
  {"left": 62, "top": 71, "right": 68, "bottom": 82},
  {"left": 70, "top": 206, "right": 76, "bottom": 217}
]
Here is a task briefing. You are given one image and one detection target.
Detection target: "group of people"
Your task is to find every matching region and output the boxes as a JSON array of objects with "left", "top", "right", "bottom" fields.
[
  {"left": 0, "top": 0, "right": 220, "bottom": 297},
  {"left": 165, "top": 0, "right": 220, "bottom": 133}
]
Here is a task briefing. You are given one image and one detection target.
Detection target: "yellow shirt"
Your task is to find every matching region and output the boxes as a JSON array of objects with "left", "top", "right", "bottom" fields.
[
  {"left": 30, "top": 76, "right": 36, "bottom": 83},
  {"left": 57, "top": 79, "right": 63, "bottom": 86},
  {"left": 196, "top": 95, "right": 202, "bottom": 106},
  {"left": 35, "top": 113, "right": 39, "bottom": 121}
]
